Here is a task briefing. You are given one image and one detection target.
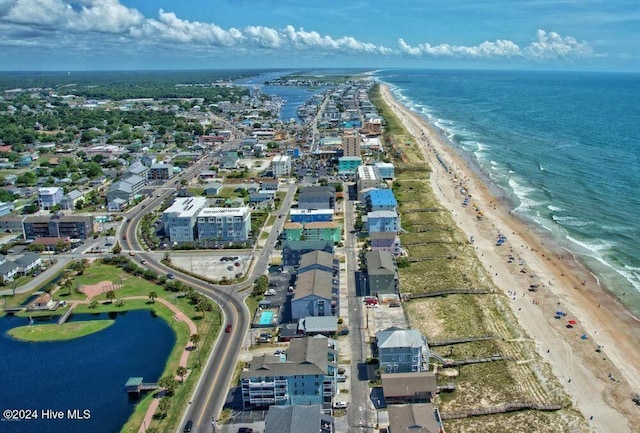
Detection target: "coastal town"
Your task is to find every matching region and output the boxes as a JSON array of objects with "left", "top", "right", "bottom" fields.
[{"left": 0, "top": 70, "right": 639, "bottom": 433}]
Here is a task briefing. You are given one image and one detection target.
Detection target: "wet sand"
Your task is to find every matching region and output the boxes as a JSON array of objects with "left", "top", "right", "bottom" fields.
[{"left": 380, "top": 84, "right": 640, "bottom": 432}]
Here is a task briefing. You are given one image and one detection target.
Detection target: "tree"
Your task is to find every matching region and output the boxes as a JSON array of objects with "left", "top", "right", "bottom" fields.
[
  {"left": 62, "top": 278, "right": 73, "bottom": 295},
  {"left": 157, "top": 396, "right": 171, "bottom": 417},
  {"left": 148, "top": 291, "right": 158, "bottom": 303},
  {"left": 89, "top": 299, "right": 98, "bottom": 309},
  {"left": 195, "top": 298, "right": 211, "bottom": 318},
  {"left": 112, "top": 243, "right": 122, "bottom": 254},
  {"left": 189, "top": 333, "right": 200, "bottom": 348},
  {"left": 105, "top": 290, "right": 116, "bottom": 303},
  {"left": 176, "top": 366, "right": 188, "bottom": 383},
  {"left": 158, "top": 375, "right": 177, "bottom": 396}
]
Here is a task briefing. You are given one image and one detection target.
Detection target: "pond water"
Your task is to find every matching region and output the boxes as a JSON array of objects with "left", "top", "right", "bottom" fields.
[{"left": 0, "top": 309, "right": 175, "bottom": 433}]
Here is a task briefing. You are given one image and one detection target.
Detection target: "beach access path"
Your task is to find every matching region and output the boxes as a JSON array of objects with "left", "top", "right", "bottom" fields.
[{"left": 381, "top": 84, "right": 640, "bottom": 433}]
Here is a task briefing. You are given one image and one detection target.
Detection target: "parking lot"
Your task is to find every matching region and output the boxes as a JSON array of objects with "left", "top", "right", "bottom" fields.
[{"left": 171, "top": 254, "right": 250, "bottom": 282}]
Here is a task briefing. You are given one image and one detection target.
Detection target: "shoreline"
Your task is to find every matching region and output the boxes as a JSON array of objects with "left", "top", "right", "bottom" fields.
[
  {"left": 379, "top": 83, "right": 640, "bottom": 431},
  {"left": 384, "top": 82, "right": 640, "bottom": 319}
]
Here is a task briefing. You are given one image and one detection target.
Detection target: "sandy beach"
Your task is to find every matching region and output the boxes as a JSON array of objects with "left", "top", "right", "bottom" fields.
[{"left": 380, "top": 84, "right": 640, "bottom": 432}]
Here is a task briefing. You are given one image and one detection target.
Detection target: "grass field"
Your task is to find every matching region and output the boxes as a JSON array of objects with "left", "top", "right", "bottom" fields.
[{"left": 8, "top": 320, "right": 115, "bottom": 342}]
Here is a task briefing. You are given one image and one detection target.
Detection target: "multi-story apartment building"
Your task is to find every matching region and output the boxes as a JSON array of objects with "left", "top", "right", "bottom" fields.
[
  {"left": 367, "top": 210, "right": 399, "bottom": 233},
  {"left": 147, "top": 163, "right": 173, "bottom": 181},
  {"left": 38, "top": 187, "right": 64, "bottom": 210},
  {"left": 298, "top": 186, "right": 335, "bottom": 210},
  {"left": 196, "top": 206, "right": 251, "bottom": 242},
  {"left": 23, "top": 215, "right": 94, "bottom": 240},
  {"left": 240, "top": 336, "right": 337, "bottom": 408},
  {"left": 289, "top": 209, "right": 334, "bottom": 224},
  {"left": 356, "top": 165, "right": 382, "bottom": 199},
  {"left": 162, "top": 197, "right": 208, "bottom": 243},
  {"left": 365, "top": 188, "right": 398, "bottom": 212},
  {"left": 271, "top": 155, "right": 292, "bottom": 178},
  {"left": 366, "top": 250, "right": 398, "bottom": 295},
  {"left": 342, "top": 130, "right": 361, "bottom": 157}
]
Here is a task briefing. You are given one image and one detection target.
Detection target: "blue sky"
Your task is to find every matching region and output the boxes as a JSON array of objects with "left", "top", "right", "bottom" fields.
[{"left": 0, "top": 0, "right": 638, "bottom": 71}]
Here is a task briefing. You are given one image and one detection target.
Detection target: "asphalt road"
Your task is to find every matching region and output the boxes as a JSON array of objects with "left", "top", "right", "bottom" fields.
[{"left": 120, "top": 164, "right": 296, "bottom": 433}]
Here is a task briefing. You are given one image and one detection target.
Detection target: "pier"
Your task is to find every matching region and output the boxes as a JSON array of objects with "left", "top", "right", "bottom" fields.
[{"left": 125, "top": 377, "right": 159, "bottom": 397}]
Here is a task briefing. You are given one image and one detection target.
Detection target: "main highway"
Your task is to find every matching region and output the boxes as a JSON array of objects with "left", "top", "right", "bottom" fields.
[{"left": 120, "top": 157, "right": 296, "bottom": 433}]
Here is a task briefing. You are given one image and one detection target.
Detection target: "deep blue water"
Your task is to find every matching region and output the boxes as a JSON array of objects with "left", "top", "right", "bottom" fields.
[
  {"left": 0, "top": 310, "right": 175, "bottom": 433},
  {"left": 377, "top": 69, "right": 640, "bottom": 316}
]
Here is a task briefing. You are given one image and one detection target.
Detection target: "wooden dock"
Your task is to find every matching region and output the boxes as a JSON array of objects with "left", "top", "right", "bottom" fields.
[
  {"left": 57, "top": 304, "right": 75, "bottom": 324},
  {"left": 125, "top": 377, "right": 159, "bottom": 397}
]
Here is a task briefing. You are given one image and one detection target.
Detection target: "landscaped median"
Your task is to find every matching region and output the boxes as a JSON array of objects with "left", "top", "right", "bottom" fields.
[{"left": 8, "top": 320, "right": 115, "bottom": 342}]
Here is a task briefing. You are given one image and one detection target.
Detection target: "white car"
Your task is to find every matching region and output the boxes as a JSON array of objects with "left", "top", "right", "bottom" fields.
[
  {"left": 333, "top": 401, "right": 348, "bottom": 409},
  {"left": 265, "top": 289, "right": 276, "bottom": 296}
]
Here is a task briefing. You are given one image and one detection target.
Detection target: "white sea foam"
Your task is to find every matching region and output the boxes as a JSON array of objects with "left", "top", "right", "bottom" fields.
[
  {"left": 509, "top": 178, "right": 545, "bottom": 213},
  {"left": 547, "top": 205, "right": 563, "bottom": 212},
  {"left": 551, "top": 215, "right": 590, "bottom": 228}
]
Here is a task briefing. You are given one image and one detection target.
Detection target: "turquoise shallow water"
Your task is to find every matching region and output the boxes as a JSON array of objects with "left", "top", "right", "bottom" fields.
[{"left": 377, "top": 69, "right": 640, "bottom": 317}]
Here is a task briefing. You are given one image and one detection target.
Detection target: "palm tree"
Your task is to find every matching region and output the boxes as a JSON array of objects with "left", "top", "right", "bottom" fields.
[
  {"left": 89, "top": 299, "right": 98, "bottom": 309},
  {"left": 62, "top": 279, "right": 73, "bottom": 295},
  {"left": 157, "top": 397, "right": 171, "bottom": 417},
  {"left": 148, "top": 291, "right": 158, "bottom": 303},
  {"left": 158, "top": 375, "right": 177, "bottom": 396},
  {"left": 176, "top": 366, "right": 188, "bottom": 383},
  {"left": 190, "top": 333, "right": 200, "bottom": 348},
  {"left": 105, "top": 290, "right": 116, "bottom": 303}
]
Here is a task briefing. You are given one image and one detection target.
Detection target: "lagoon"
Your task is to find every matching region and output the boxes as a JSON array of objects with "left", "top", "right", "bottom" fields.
[{"left": 0, "top": 310, "right": 175, "bottom": 433}]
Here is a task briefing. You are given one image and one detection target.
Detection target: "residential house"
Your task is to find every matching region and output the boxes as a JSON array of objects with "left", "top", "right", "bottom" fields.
[
  {"left": 198, "top": 170, "right": 218, "bottom": 181},
  {"left": 291, "top": 269, "right": 336, "bottom": 321},
  {"left": 0, "top": 260, "right": 19, "bottom": 282},
  {"left": 38, "top": 187, "right": 64, "bottom": 210},
  {"left": 297, "top": 316, "right": 338, "bottom": 338},
  {"left": 298, "top": 186, "right": 335, "bottom": 210},
  {"left": 381, "top": 372, "right": 438, "bottom": 404},
  {"left": 374, "top": 162, "right": 395, "bottom": 179},
  {"left": 281, "top": 240, "right": 334, "bottom": 268},
  {"left": 60, "top": 189, "right": 84, "bottom": 211},
  {"left": 297, "top": 250, "right": 339, "bottom": 275},
  {"left": 338, "top": 156, "right": 362, "bottom": 175},
  {"left": 221, "top": 151, "right": 240, "bottom": 169},
  {"left": 14, "top": 252, "right": 42, "bottom": 275},
  {"left": 162, "top": 197, "right": 209, "bottom": 243},
  {"left": 365, "top": 189, "right": 398, "bottom": 212},
  {"left": 366, "top": 250, "right": 398, "bottom": 295},
  {"left": 367, "top": 210, "right": 399, "bottom": 234},
  {"left": 387, "top": 404, "right": 442, "bottom": 433},
  {"left": 107, "top": 174, "right": 146, "bottom": 209},
  {"left": 376, "top": 327, "right": 430, "bottom": 373},
  {"left": 290, "top": 208, "right": 334, "bottom": 223},
  {"left": 264, "top": 405, "right": 333, "bottom": 433},
  {"left": 203, "top": 181, "right": 223, "bottom": 196},
  {"left": 371, "top": 232, "right": 401, "bottom": 257},
  {"left": 127, "top": 161, "right": 148, "bottom": 178},
  {"left": 240, "top": 336, "right": 338, "bottom": 408},
  {"left": 196, "top": 206, "right": 251, "bottom": 242},
  {"left": 0, "top": 201, "right": 15, "bottom": 217},
  {"left": 301, "top": 222, "right": 341, "bottom": 243}
]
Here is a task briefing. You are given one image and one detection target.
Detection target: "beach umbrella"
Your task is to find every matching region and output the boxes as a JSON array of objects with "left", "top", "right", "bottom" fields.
[
  {"left": 556, "top": 311, "right": 564, "bottom": 316},
  {"left": 568, "top": 320, "right": 577, "bottom": 325},
  {"left": 581, "top": 334, "right": 588, "bottom": 340}
]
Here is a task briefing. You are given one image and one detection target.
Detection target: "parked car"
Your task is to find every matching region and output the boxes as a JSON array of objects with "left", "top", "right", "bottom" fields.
[
  {"left": 364, "top": 297, "right": 378, "bottom": 305},
  {"left": 333, "top": 401, "right": 348, "bottom": 409},
  {"left": 265, "top": 289, "right": 276, "bottom": 296},
  {"left": 337, "top": 375, "right": 347, "bottom": 382},
  {"left": 237, "top": 428, "right": 253, "bottom": 433},
  {"left": 389, "top": 302, "right": 402, "bottom": 308}
]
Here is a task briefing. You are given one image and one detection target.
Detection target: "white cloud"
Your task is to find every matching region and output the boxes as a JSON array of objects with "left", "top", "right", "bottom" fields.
[
  {"left": 398, "top": 30, "right": 594, "bottom": 60},
  {"left": 0, "top": 1, "right": 598, "bottom": 63},
  {"left": 524, "top": 29, "right": 593, "bottom": 59}
]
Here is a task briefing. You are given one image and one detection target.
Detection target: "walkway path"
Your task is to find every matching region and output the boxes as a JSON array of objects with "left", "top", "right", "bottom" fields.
[{"left": 62, "top": 282, "right": 199, "bottom": 433}]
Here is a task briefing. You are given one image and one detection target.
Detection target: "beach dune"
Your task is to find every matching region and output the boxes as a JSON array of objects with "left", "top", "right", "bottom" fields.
[{"left": 380, "top": 84, "right": 640, "bottom": 432}]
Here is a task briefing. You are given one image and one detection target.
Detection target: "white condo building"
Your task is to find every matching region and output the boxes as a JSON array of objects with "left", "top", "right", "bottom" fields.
[
  {"left": 162, "top": 197, "right": 209, "bottom": 243},
  {"left": 197, "top": 206, "right": 251, "bottom": 241},
  {"left": 272, "top": 155, "right": 292, "bottom": 178}
]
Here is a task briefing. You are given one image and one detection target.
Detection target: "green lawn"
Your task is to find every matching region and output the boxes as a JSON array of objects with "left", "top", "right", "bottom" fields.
[{"left": 8, "top": 320, "right": 115, "bottom": 342}]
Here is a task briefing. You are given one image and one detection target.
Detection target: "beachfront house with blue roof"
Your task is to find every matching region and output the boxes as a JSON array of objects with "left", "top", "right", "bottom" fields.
[{"left": 364, "top": 188, "right": 398, "bottom": 212}]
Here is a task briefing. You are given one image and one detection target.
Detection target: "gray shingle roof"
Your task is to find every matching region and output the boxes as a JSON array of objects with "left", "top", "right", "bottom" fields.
[
  {"left": 265, "top": 404, "right": 331, "bottom": 433},
  {"left": 293, "top": 269, "right": 333, "bottom": 300},
  {"left": 366, "top": 250, "right": 395, "bottom": 276},
  {"left": 376, "top": 327, "right": 425, "bottom": 349}
]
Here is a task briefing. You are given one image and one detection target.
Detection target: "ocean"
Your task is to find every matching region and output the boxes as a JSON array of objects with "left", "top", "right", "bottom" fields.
[{"left": 376, "top": 69, "right": 640, "bottom": 317}]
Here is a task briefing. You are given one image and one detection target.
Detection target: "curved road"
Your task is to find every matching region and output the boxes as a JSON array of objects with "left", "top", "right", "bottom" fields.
[{"left": 120, "top": 167, "right": 295, "bottom": 433}]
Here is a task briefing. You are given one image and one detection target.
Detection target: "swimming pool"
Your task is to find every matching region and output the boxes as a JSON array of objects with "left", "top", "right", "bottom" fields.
[{"left": 258, "top": 311, "right": 274, "bottom": 326}]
